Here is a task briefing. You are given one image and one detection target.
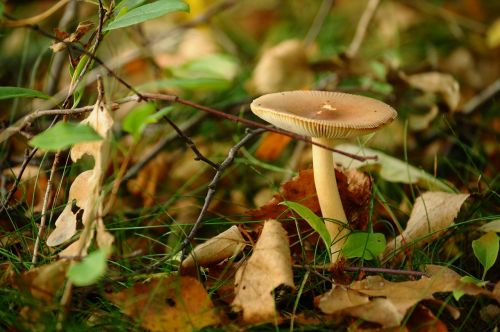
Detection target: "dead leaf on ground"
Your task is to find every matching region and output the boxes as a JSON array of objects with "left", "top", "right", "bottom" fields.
[
  {"left": 249, "top": 39, "right": 313, "bottom": 94},
  {"left": 11, "top": 259, "right": 70, "bottom": 302},
  {"left": 255, "top": 133, "right": 292, "bottom": 161},
  {"left": 2, "top": 165, "right": 50, "bottom": 212},
  {"left": 384, "top": 192, "right": 470, "bottom": 259},
  {"left": 400, "top": 71, "right": 460, "bottom": 111},
  {"left": 182, "top": 225, "right": 247, "bottom": 270},
  {"left": 46, "top": 97, "right": 115, "bottom": 254},
  {"left": 249, "top": 168, "right": 372, "bottom": 238},
  {"left": 107, "top": 276, "right": 221, "bottom": 332},
  {"left": 317, "top": 265, "right": 493, "bottom": 328},
  {"left": 232, "top": 220, "right": 295, "bottom": 323}
]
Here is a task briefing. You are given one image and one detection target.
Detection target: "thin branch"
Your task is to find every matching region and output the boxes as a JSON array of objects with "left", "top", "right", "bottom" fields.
[
  {"left": 345, "top": 0, "right": 380, "bottom": 58},
  {"left": 462, "top": 79, "right": 500, "bottom": 114},
  {"left": 3, "top": 0, "right": 72, "bottom": 27},
  {"left": 32, "top": 152, "right": 61, "bottom": 264},
  {"left": 161, "top": 114, "right": 219, "bottom": 170},
  {"left": 180, "top": 128, "right": 266, "bottom": 259},
  {"left": 304, "top": 0, "right": 335, "bottom": 47},
  {"left": 344, "top": 266, "right": 429, "bottom": 277},
  {"left": 0, "top": 149, "right": 38, "bottom": 213}
]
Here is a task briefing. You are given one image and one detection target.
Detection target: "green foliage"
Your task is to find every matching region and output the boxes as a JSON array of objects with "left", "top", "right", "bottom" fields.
[
  {"left": 122, "top": 102, "right": 157, "bottom": 141},
  {"left": 29, "top": 122, "right": 102, "bottom": 151},
  {"left": 0, "top": 86, "right": 49, "bottom": 100},
  {"left": 342, "top": 232, "right": 386, "bottom": 260},
  {"left": 105, "top": 0, "right": 189, "bottom": 31},
  {"left": 67, "top": 247, "right": 111, "bottom": 286},
  {"left": 281, "top": 201, "right": 331, "bottom": 258},
  {"left": 472, "top": 232, "right": 499, "bottom": 280}
]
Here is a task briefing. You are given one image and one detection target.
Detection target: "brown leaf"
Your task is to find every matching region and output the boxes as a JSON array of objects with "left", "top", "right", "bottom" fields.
[
  {"left": 107, "top": 276, "right": 221, "bottom": 332},
  {"left": 406, "top": 304, "right": 448, "bottom": 332},
  {"left": 249, "top": 168, "right": 371, "bottom": 237},
  {"left": 401, "top": 72, "right": 460, "bottom": 111},
  {"left": 182, "top": 225, "right": 247, "bottom": 270},
  {"left": 232, "top": 220, "right": 295, "bottom": 323},
  {"left": 384, "top": 192, "right": 470, "bottom": 258},
  {"left": 316, "top": 285, "right": 369, "bottom": 314},
  {"left": 249, "top": 39, "right": 313, "bottom": 94},
  {"left": 255, "top": 133, "right": 293, "bottom": 161},
  {"left": 11, "top": 260, "right": 70, "bottom": 302},
  {"left": 348, "top": 298, "right": 404, "bottom": 328},
  {"left": 2, "top": 165, "right": 50, "bottom": 212},
  {"left": 50, "top": 21, "right": 94, "bottom": 53}
]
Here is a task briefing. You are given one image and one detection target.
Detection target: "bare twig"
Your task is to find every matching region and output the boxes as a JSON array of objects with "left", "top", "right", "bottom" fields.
[
  {"left": 161, "top": 114, "right": 219, "bottom": 170},
  {"left": 304, "top": 0, "right": 335, "bottom": 47},
  {"left": 345, "top": 0, "right": 380, "bottom": 58},
  {"left": 344, "top": 266, "right": 429, "bottom": 277},
  {"left": 3, "top": 0, "right": 72, "bottom": 27},
  {"left": 180, "top": 128, "right": 266, "bottom": 259},
  {"left": 32, "top": 152, "right": 62, "bottom": 264},
  {"left": 0, "top": 149, "right": 38, "bottom": 213},
  {"left": 462, "top": 79, "right": 500, "bottom": 114},
  {"left": 46, "top": 0, "right": 79, "bottom": 95}
]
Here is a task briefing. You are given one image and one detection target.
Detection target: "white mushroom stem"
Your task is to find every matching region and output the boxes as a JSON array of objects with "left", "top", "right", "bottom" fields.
[{"left": 311, "top": 137, "right": 349, "bottom": 263}]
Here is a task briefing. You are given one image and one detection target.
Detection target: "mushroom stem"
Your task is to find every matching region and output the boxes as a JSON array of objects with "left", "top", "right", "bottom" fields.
[{"left": 311, "top": 137, "right": 349, "bottom": 263}]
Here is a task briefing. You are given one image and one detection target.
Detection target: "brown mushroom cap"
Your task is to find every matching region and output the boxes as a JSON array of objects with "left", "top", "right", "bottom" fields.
[{"left": 250, "top": 91, "right": 397, "bottom": 139}]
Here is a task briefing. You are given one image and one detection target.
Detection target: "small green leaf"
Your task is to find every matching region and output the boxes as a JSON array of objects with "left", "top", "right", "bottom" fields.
[
  {"left": 67, "top": 247, "right": 111, "bottom": 286},
  {"left": 460, "top": 276, "right": 488, "bottom": 287},
  {"left": 29, "top": 122, "right": 102, "bottom": 151},
  {"left": 452, "top": 289, "right": 464, "bottom": 301},
  {"left": 281, "top": 201, "right": 331, "bottom": 254},
  {"left": 172, "top": 54, "right": 239, "bottom": 81},
  {"left": 342, "top": 232, "right": 386, "bottom": 260},
  {"left": 122, "top": 103, "right": 156, "bottom": 141},
  {"left": 0, "top": 87, "right": 50, "bottom": 100},
  {"left": 472, "top": 231, "right": 499, "bottom": 279},
  {"left": 105, "top": 0, "right": 189, "bottom": 31}
]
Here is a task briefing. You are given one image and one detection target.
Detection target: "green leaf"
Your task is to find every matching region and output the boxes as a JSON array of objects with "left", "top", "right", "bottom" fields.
[
  {"left": 0, "top": 87, "right": 50, "bottom": 100},
  {"left": 335, "top": 144, "right": 455, "bottom": 192},
  {"left": 122, "top": 103, "right": 156, "bottom": 141},
  {"left": 67, "top": 247, "right": 111, "bottom": 286},
  {"left": 172, "top": 54, "right": 239, "bottom": 81},
  {"left": 472, "top": 231, "right": 499, "bottom": 279},
  {"left": 281, "top": 201, "right": 331, "bottom": 255},
  {"left": 105, "top": 0, "right": 189, "bottom": 31},
  {"left": 342, "top": 232, "right": 386, "bottom": 260},
  {"left": 138, "top": 77, "right": 231, "bottom": 91},
  {"left": 29, "top": 122, "right": 102, "bottom": 151}
]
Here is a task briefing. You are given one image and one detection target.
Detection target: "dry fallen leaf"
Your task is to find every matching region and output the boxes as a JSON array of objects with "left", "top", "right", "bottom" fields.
[
  {"left": 384, "top": 192, "right": 470, "bottom": 258},
  {"left": 255, "top": 133, "right": 293, "bottom": 161},
  {"left": 232, "top": 220, "right": 295, "bottom": 323},
  {"left": 107, "top": 276, "right": 221, "bottom": 332},
  {"left": 318, "top": 265, "right": 493, "bottom": 328},
  {"left": 182, "top": 225, "right": 247, "bottom": 269},
  {"left": 2, "top": 165, "right": 49, "bottom": 212},
  {"left": 51, "top": 21, "right": 95, "bottom": 52},
  {"left": 401, "top": 71, "right": 460, "bottom": 111},
  {"left": 249, "top": 168, "right": 372, "bottom": 234},
  {"left": 47, "top": 97, "right": 114, "bottom": 253},
  {"left": 249, "top": 39, "right": 313, "bottom": 94},
  {"left": 11, "top": 260, "right": 70, "bottom": 302}
]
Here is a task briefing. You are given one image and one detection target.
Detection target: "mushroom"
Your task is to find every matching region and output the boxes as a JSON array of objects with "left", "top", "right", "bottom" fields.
[{"left": 250, "top": 91, "right": 397, "bottom": 263}]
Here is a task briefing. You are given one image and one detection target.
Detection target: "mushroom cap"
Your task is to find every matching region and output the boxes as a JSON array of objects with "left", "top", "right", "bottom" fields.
[{"left": 250, "top": 91, "right": 397, "bottom": 139}]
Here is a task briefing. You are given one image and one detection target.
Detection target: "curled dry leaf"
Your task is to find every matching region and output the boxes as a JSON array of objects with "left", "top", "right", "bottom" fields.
[
  {"left": 182, "top": 225, "right": 247, "bottom": 269},
  {"left": 384, "top": 192, "right": 470, "bottom": 258},
  {"left": 249, "top": 39, "right": 313, "bottom": 94},
  {"left": 107, "top": 276, "right": 221, "bottom": 332},
  {"left": 46, "top": 98, "right": 114, "bottom": 251},
  {"left": 232, "top": 220, "right": 295, "bottom": 323},
  {"left": 401, "top": 71, "right": 460, "bottom": 111},
  {"left": 318, "top": 265, "right": 493, "bottom": 328},
  {"left": 51, "top": 21, "right": 95, "bottom": 53}
]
